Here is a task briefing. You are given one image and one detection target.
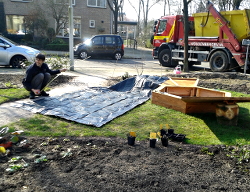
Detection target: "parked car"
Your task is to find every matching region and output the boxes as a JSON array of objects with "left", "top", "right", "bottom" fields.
[
  {"left": 74, "top": 34, "right": 124, "bottom": 60},
  {"left": 0, "top": 35, "right": 40, "bottom": 68}
]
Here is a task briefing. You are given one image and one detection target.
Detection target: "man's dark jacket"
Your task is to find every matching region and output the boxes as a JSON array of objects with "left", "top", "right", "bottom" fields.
[{"left": 22, "top": 63, "right": 61, "bottom": 91}]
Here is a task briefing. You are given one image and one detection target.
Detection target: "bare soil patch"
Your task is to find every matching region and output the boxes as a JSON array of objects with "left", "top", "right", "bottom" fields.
[
  {"left": 1, "top": 136, "right": 250, "bottom": 192},
  {"left": 0, "top": 72, "right": 250, "bottom": 192}
]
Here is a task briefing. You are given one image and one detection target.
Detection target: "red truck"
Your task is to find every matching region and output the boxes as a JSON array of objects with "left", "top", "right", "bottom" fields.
[{"left": 152, "top": 1, "right": 250, "bottom": 72}]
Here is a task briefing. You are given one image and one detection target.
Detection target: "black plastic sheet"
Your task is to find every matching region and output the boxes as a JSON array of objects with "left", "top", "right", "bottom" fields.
[{"left": 11, "top": 75, "right": 168, "bottom": 127}]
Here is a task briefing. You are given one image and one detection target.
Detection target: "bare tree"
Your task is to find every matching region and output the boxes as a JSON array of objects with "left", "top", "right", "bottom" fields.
[
  {"left": 162, "top": 0, "right": 171, "bottom": 16},
  {"left": 232, "top": 0, "right": 244, "bottom": 10},
  {"left": 107, "top": 0, "right": 124, "bottom": 34},
  {"left": 212, "top": 0, "right": 244, "bottom": 11},
  {"left": 127, "top": 0, "right": 142, "bottom": 37},
  {"left": 24, "top": 5, "right": 48, "bottom": 39},
  {"left": 23, "top": 0, "right": 68, "bottom": 40},
  {"left": 44, "top": 0, "right": 69, "bottom": 36},
  {"left": 140, "top": 0, "right": 161, "bottom": 32},
  {"left": 195, "top": 0, "right": 207, "bottom": 13}
]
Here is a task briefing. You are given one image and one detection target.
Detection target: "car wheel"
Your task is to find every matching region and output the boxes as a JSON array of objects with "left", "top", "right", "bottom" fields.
[
  {"left": 113, "top": 52, "right": 122, "bottom": 60},
  {"left": 209, "top": 51, "right": 229, "bottom": 72},
  {"left": 159, "top": 49, "right": 178, "bottom": 67},
  {"left": 11, "top": 56, "right": 25, "bottom": 68},
  {"left": 79, "top": 51, "right": 88, "bottom": 59}
]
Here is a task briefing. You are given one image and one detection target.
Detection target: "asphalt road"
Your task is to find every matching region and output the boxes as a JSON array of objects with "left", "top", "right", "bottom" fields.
[{"left": 69, "top": 47, "right": 210, "bottom": 81}]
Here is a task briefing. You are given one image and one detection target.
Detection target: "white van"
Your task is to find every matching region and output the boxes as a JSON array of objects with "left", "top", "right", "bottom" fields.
[{"left": 0, "top": 35, "right": 40, "bottom": 68}]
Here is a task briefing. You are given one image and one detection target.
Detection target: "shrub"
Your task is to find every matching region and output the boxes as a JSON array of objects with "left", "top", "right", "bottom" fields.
[
  {"left": 51, "top": 38, "right": 65, "bottom": 44},
  {"left": 45, "top": 44, "right": 69, "bottom": 51},
  {"left": 23, "top": 34, "right": 33, "bottom": 41},
  {"left": 47, "top": 28, "right": 55, "bottom": 42},
  {"left": 4, "top": 34, "right": 24, "bottom": 43},
  {"left": 45, "top": 54, "right": 70, "bottom": 70},
  {"left": 40, "top": 38, "right": 49, "bottom": 49}
]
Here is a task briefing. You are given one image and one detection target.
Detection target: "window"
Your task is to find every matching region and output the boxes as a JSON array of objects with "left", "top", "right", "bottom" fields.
[
  {"left": 6, "top": 15, "right": 25, "bottom": 34},
  {"left": 0, "top": 39, "right": 9, "bottom": 46},
  {"left": 89, "top": 20, "right": 95, "bottom": 28},
  {"left": 57, "top": 17, "right": 81, "bottom": 38},
  {"left": 92, "top": 36, "right": 103, "bottom": 45},
  {"left": 54, "top": 0, "right": 75, "bottom": 5},
  {"left": 87, "top": 0, "right": 106, "bottom": 8},
  {"left": 105, "top": 37, "right": 115, "bottom": 44},
  {"left": 74, "top": 18, "right": 81, "bottom": 37},
  {"left": 158, "top": 20, "right": 167, "bottom": 33}
]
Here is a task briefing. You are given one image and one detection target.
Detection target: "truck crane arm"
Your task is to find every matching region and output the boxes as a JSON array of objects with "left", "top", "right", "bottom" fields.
[{"left": 206, "top": 1, "right": 241, "bottom": 51}]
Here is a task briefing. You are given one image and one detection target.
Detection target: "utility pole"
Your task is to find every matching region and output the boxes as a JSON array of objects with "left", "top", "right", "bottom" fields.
[
  {"left": 69, "top": 0, "right": 74, "bottom": 71},
  {"left": 183, "top": 0, "right": 189, "bottom": 72}
]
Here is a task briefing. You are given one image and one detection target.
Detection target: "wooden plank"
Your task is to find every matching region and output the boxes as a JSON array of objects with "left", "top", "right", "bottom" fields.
[
  {"left": 152, "top": 92, "right": 187, "bottom": 113},
  {"left": 152, "top": 91, "right": 220, "bottom": 113},
  {"left": 151, "top": 84, "right": 250, "bottom": 114},
  {"left": 166, "top": 87, "right": 195, "bottom": 96},
  {"left": 186, "top": 102, "right": 219, "bottom": 113},
  {"left": 171, "top": 77, "right": 199, "bottom": 87},
  {"left": 168, "top": 77, "right": 179, "bottom": 86},
  {"left": 196, "top": 87, "right": 227, "bottom": 97},
  {"left": 181, "top": 97, "right": 250, "bottom": 103},
  {"left": 162, "top": 77, "right": 199, "bottom": 87}
]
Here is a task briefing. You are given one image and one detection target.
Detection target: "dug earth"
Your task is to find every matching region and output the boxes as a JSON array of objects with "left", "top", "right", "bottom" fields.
[{"left": 0, "top": 72, "right": 250, "bottom": 192}]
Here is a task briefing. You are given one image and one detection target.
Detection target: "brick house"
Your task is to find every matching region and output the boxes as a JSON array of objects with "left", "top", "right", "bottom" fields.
[{"left": 1, "top": 0, "right": 112, "bottom": 44}]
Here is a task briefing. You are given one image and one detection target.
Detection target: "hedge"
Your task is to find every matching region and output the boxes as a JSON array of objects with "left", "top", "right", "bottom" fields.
[{"left": 45, "top": 44, "right": 69, "bottom": 51}]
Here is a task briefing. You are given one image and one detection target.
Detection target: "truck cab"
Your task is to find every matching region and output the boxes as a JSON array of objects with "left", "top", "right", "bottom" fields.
[{"left": 152, "top": 15, "right": 194, "bottom": 59}]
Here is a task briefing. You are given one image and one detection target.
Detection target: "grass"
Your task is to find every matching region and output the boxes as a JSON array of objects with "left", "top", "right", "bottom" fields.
[
  {"left": 0, "top": 88, "right": 28, "bottom": 103},
  {"left": 1, "top": 87, "right": 250, "bottom": 146}
]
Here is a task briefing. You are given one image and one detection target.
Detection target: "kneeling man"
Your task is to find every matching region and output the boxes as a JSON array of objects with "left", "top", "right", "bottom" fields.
[{"left": 22, "top": 53, "right": 66, "bottom": 99}]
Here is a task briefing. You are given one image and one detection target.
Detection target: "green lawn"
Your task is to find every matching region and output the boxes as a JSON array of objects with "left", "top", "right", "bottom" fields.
[{"left": 1, "top": 88, "right": 250, "bottom": 146}]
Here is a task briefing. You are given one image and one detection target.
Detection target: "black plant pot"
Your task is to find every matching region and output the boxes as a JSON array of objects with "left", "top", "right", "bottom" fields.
[
  {"left": 161, "top": 135, "right": 168, "bottom": 147},
  {"left": 168, "top": 129, "right": 174, "bottom": 134},
  {"left": 127, "top": 136, "right": 136, "bottom": 146},
  {"left": 150, "top": 139, "right": 156, "bottom": 148},
  {"left": 160, "top": 129, "right": 167, "bottom": 137}
]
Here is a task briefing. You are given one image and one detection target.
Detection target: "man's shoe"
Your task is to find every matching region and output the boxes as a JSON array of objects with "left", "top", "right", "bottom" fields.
[
  {"left": 29, "top": 92, "right": 35, "bottom": 99},
  {"left": 40, "top": 91, "right": 49, "bottom": 97}
]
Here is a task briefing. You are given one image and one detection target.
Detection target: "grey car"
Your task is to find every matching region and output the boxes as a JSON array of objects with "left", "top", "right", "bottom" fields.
[
  {"left": 74, "top": 34, "right": 124, "bottom": 60},
  {"left": 0, "top": 35, "right": 40, "bottom": 68}
]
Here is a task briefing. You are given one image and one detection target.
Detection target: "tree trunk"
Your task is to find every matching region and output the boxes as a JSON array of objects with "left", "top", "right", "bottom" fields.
[{"left": 183, "top": 0, "right": 189, "bottom": 72}]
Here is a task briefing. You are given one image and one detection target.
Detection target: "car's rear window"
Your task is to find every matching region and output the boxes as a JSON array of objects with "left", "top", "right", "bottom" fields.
[{"left": 117, "top": 37, "right": 122, "bottom": 44}]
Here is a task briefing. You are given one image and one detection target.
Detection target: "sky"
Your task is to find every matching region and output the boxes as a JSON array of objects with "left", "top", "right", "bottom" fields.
[
  {"left": 122, "top": 0, "right": 250, "bottom": 21},
  {"left": 123, "top": 1, "right": 168, "bottom": 21}
]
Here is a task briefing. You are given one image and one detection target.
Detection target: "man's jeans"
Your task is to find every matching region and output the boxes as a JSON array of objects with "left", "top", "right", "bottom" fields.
[{"left": 31, "top": 73, "right": 51, "bottom": 91}]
